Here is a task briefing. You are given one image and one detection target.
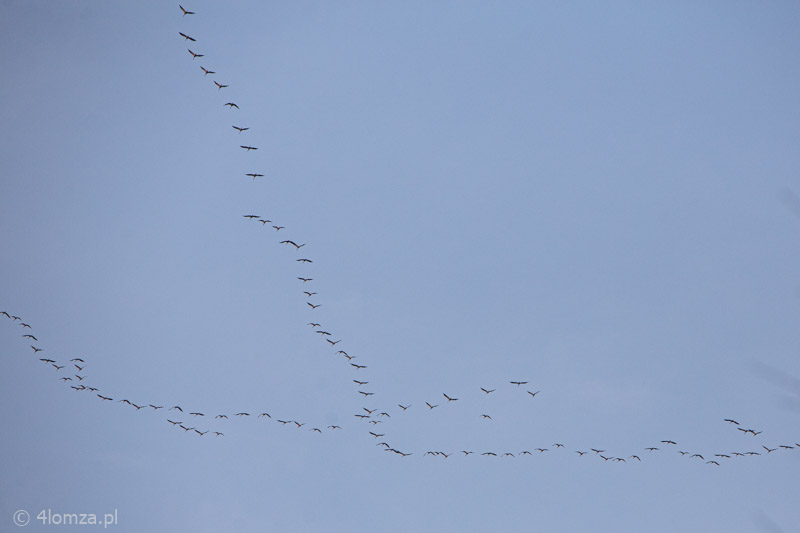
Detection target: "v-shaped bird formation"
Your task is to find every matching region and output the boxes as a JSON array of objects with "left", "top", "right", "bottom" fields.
[{"left": 3, "top": 5, "right": 799, "bottom": 467}]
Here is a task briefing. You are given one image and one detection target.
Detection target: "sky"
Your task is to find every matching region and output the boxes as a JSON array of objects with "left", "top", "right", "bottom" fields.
[{"left": 1, "top": 1, "right": 799, "bottom": 531}]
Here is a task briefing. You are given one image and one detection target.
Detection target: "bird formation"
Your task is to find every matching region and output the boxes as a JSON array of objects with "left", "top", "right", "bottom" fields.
[{"left": 3, "top": 5, "right": 799, "bottom": 467}]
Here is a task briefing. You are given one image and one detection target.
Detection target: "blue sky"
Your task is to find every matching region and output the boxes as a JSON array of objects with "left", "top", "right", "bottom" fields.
[{"left": 1, "top": 1, "right": 799, "bottom": 532}]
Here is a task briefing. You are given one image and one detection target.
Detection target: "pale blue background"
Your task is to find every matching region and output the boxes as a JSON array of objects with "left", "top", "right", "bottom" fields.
[{"left": 1, "top": 1, "right": 799, "bottom": 531}]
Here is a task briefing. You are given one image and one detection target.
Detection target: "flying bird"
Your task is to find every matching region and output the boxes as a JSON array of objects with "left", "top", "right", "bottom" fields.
[
  {"left": 224, "top": 102, "right": 240, "bottom": 109},
  {"left": 398, "top": 404, "right": 411, "bottom": 411},
  {"left": 214, "top": 81, "right": 228, "bottom": 90},
  {"left": 307, "top": 302, "right": 321, "bottom": 310},
  {"left": 179, "top": 5, "right": 195, "bottom": 16},
  {"left": 425, "top": 402, "right": 438, "bottom": 410},
  {"left": 240, "top": 145, "right": 257, "bottom": 151},
  {"left": 246, "top": 173, "right": 264, "bottom": 180},
  {"left": 201, "top": 66, "right": 215, "bottom": 76},
  {"left": 188, "top": 49, "right": 203, "bottom": 59},
  {"left": 480, "top": 387, "right": 495, "bottom": 394},
  {"left": 724, "top": 418, "right": 739, "bottom": 425},
  {"left": 232, "top": 125, "right": 249, "bottom": 133},
  {"left": 298, "top": 277, "right": 313, "bottom": 282},
  {"left": 297, "top": 258, "right": 313, "bottom": 263},
  {"left": 179, "top": 32, "right": 195, "bottom": 42},
  {"left": 510, "top": 381, "right": 528, "bottom": 386},
  {"left": 443, "top": 394, "right": 458, "bottom": 402}
]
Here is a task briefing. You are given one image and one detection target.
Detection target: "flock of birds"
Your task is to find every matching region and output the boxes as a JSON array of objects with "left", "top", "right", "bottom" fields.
[{"left": 3, "top": 5, "right": 799, "bottom": 467}]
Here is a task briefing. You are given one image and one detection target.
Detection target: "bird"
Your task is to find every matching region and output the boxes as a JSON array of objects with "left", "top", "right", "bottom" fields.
[
  {"left": 60, "top": 377, "right": 72, "bottom": 381},
  {"left": 245, "top": 173, "right": 264, "bottom": 180},
  {"left": 235, "top": 412, "right": 250, "bottom": 416},
  {"left": 170, "top": 406, "right": 183, "bottom": 412},
  {"left": 224, "top": 102, "right": 240, "bottom": 109},
  {"left": 326, "top": 339, "right": 341, "bottom": 346},
  {"left": 277, "top": 420, "right": 291, "bottom": 425},
  {"left": 310, "top": 428, "right": 322, "bottom": 433},
  {"left": 293, "top": 421, "right": 305, "bottom": 428},
  {"left": 167, "top": 420, "right": 181, "bottom": 426},
  {"left": 724, "top": 418, "right": 740, "bottom": 425},
  {"left": 308, "top": 322, "right": 321, "bottom": 327},
  {"left": 553, "top": 443, "right": 564, "bottom": 448},
  {"left": 706, "top": 461, "right": 720, "bottom": 466},
  {"left": 350, "top": 363, "right": 366, "bottom": 369},
  {"left": 661, "top": 440, "right": 677, "bottom": 445},
  {"left": 425, "top": 402, "right": 438, "bottom": 410},
  {"left": 188, "top": 49, "right": 203, "bottom": 59},
  {"left": 179, "top": 32, "right": 196, "bottom": 42},
  {"left": 52, "top": 364, "right": 64, "bottom": 370},
  {"left": 645, "top": 447, "right": 659, "bottom": 452},
  {"left": 71, "top": 358, "right": 84, "bottom": 363},
  {"left": 22, "top": 334, "right": 37, "bottom": 340},
  {"left": 398, "top": 404, "right": 411, "bottom": 411},
  {"left": 31, "top": 346, "right": 42, "bottom": 353},
  {"left": 307, "top": 303, "right": 321, "bottom": 309},
  {"left": 74, "top": 364, "right": 84, "bottom": 371},
  {"left": 482, "top": 452, "right": 497, "bottom": 457},
  {"left": 201, "top": 66, "right": 215, "bottom": 76},
  {"left": 630, "top": 455, "right": 641, "bottom": 461},
  {"left": 179, "top": 5, "right": 195, "bottom": 16},
  {"left": 480, "top": 387, "right": 495, "bottom": 394},
  {"left": 510, "top": 381, "right": 528, "bottom": 386},
  {"left": 70, "top": 385, "right": 84, "bottom": 391},
  {"left": 39, "top": 358, "right": 55, "bottom": 364},
  {"left": 189, "top": 412, "right": 205, "bottom": 416},
  {"left": 358, "top": 391, "right": 374, "bottom": 396},
  {"left": 527, "top": 390, "right": 540, "bottom": 397},
  {"left": 297, "top": 258, "right": 313, "bottom": 263},
  {"left": 214, "top": 81, "right": 228, "bottom": 90},
  {"left": 481, "top": 414, "right": 492, "bottom": 420},
  {"left": 298, "top": 277, "right": 313, "bottom": 282},
  {"left": 0, "top": 311, "right": 9, "bottom": 318},
  {"left": 443, "top": 393, "right": 458, "bottom": 401},
  {"left": 328, "top": 425, "right": 341, "bottom": 430},
  {"left": 273, "top": 226, "right": 285, "bottom": 231},
  {"left": 243, "top": 214, "right": 260, "bottom": 219},
  {"left": 150, "top": 405, "right": 164, "bottom": 410},
  {"left": 21, "top": 322, "right": 32, "bottom": 328},
  {"left": 369, "top": 432, "right": 385, "bottom": 438},
  {"left": 305, "top": 292, "right": 318, "bottom": 297},
  {"left": 258, "top": 413, "right": 271, "bottom": 418},
  {"left": 690, "top": 454, "right": 704, "bottom": 460},
  {"left": 240, "top": 145, "right": 257, "bottom": 151},
  {"left": 576, "top": 451, "right": 587, "bottom": 456},
  {"left": 214, "top": 432, "right": 224, "bottom": 437},
  {"left": 763, "top": 445, "right": 777, "bottom": 453},
  {"left": 97, "top": 395, "right": 113, "bottom": 401},
  {"left": 232, "top": 125, "right": 249, "bottom": 133}
]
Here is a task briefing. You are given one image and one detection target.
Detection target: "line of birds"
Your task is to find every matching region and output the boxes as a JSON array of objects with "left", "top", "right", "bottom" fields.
[
  {"left": 5, "top": 4, "right": 798, "bottom": 468},
  {"left": 7, "top": 305, "right": 799, "bottom": 465}
]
